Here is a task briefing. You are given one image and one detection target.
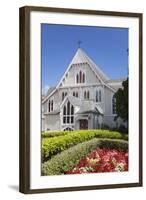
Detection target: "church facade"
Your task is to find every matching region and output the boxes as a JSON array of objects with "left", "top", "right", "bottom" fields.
[{"left": 42, "top": 48, "right": 126, "bottom": 132}]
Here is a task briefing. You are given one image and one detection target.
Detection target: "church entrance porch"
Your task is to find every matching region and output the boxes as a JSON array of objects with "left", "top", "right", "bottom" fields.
[{"left": 79, "top": 119, "right": 88, "bottom": 130}]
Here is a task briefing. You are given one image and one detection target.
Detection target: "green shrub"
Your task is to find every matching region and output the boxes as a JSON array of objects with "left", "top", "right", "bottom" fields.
[
  {"left": 42, "top": 131, "right": 70, "bottom": 138},
  {"left": 118, "top": 124, "right": 128, "bottom": 134},
  {"left": 42, "top": 129, "right": 127, "bottom": 160},
  {"left": 42, "top": 138, "right": 128, "bottom": 175},
  {"left": 98, "top": 139, "right": 128, "bottom": 152}
]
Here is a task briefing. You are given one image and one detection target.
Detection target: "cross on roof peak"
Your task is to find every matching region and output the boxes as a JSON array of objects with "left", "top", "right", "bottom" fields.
[{"left": 78, "top": 40, "right": 82, "bottom": 48}]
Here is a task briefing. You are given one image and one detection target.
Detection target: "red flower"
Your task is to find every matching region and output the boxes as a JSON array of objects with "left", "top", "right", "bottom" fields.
[{"left": 65, "top": 148, "right": 128, "bottom": 174}]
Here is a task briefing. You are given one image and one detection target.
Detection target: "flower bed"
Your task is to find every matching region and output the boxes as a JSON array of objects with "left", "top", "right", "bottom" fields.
[
  {"left": 65, "top": 148, "right": 128, "bottom": 174},
  {"left": 42, "top": 139, "right": 128, "bottom": 176}
]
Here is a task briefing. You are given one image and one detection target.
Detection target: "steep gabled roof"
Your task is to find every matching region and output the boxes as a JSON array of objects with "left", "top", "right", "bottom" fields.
[
  {"left": 60, "top": 94, "right": 103, "bottom": 115},
  {"left": 43, "top": 48, "right": 113, "bottom": 103},
  {"left": 71, "top": 48, "right": 109, "bottom": 81},
  {"left": 57, "top": 48, "right": 109, "bottom": 88},
  {"left": 60, "top": 95, "right": 81, "bottom": 109},
  {"left": 45, "top": 87, "right": 56, "bottom": 96},
  {"left": 42, "top": 86, "right": 56, "bottom": 104}
]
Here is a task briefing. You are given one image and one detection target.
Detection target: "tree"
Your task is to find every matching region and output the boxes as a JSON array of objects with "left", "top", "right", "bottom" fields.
[{"left": 114, "top": 78, "right": 128, "bottom": 122}]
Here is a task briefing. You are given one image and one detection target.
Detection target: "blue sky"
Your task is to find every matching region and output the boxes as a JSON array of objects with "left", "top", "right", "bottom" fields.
[{"left": 41, "top": 24, "right": 128, "bottom": 92}]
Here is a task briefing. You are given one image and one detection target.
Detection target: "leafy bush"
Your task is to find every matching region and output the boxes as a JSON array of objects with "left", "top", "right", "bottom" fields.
[
  {"left": 118, "top": 124, "right": 128, "bottom": 134},
  {"left": 42, "top": 131, "right": 70, "bottom": 138},
  {"left": 98, "top": 139, "right": 128, "bottom": 152},
  {"left": 42, "top": 130, "right": 127, "bottom": 160},
  {"left": 42, "top": 138, "right": 128, "bottom": 175}
]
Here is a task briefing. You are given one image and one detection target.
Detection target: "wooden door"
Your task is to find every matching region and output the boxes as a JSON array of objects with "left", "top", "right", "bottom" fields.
[{"left": 79, "top": 119, "right": 88, "bottom": 130}]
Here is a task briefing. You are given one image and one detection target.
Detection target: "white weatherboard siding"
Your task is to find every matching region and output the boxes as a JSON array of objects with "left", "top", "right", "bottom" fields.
[
  {"left": 44, "top": 114, "right": 60, "bottom": 131},
  {"left": 42, "top": 48, "right": 127, "bottom": 131}
]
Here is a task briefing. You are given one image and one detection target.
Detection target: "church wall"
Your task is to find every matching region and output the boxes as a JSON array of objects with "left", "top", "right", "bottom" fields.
[
  {"left": 61, "top": 64, "right": 76, "bottom": 86},
  {"left": 42, "top": 90, "right": 60, "bottom": 114},
  {"left": 75, "top": 119, "right": 80, "bottom": 130},
  {"left": 103, "top": 115, "right": 127, "bottom": 128},
  {"left": 41, "top": 118, "right": 45, "bottom": 131},
  {"left": 41, "top": 47, "right": 126, "bottom": 132},
  {"left": 108, "top": 81, "right": 123, "bottom": 91},
  {"left": 61, "top": 63, "right": 101, "bottom": 87},
  {"left": 103, "top": 115, "right": 116, "bottom": 127},
  {"left": 44, "top": 114, "right": 60, "bottom": 131},
  {"left": 104, "top": 86, "right": 114, "bottom": 115},
  {"left": 42, "top": 101, "right": 48, "bottom": 113},
  {"left": 85, "top": 64, "right": 100, "bottom": 85}
]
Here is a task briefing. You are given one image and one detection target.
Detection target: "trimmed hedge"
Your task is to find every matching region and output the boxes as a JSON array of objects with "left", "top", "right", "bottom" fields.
[
  {"left": 42, "top": 138, "right": 128, "bottom": 175},
  {"left": 42, "top": 131, "right": 70, "bottom": 138},
  {"left": 42, "top": 130, "right": 127, "bottom": 160},
  {"left": 42, "top": 129, "right": 128, "bottom": 139}
]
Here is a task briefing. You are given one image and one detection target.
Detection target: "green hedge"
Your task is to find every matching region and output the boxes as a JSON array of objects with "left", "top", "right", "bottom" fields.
[
  {"left": 42, "top": 131, "right": 70, "bottom": 138},
  {"left": 42, "top": 138, "right": 128, "bottom": 175},
  {"left": 42, "top": 129, "right": 128, "bottom": 139},
  {"left": 42, "top": 130, "right": 127, "bottom": 160}
]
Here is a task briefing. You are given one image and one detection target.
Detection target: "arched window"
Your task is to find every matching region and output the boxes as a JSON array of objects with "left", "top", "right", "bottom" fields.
[
  {"left": 67, "top": 101, "right": 70, "bottom": 115},
  {"left": 51, "top": 100, "right": 53, "bottom": 111},
  {"left": 63, "top": 105, "right": 66, "bottom": 115},
  {"left": 79, "top": 71, "right": 82, "bottom": 83},
  {"left": 62, "top": 92, "right": 64, "bottom": 101},
  {"left": 63, "top": 127, "right": 73, "bottom": 131},
  {"left": 73, "top": 91, "right": 75, "bottom": 97},
  {"left": 48, "top": 100, "right": 50, "bottom": 112},
  {"left": 63, "top": 101, "right": 74, "bottom": 124},
  {"left": 96, "top": 91, "right": 98, "bottom": 102},
  {"left": 63, "top": 105, "right": 66, "bottom": 123},
  {"left": 84, "top": 90, "right": 89, "bottom": 99},
  {"left": 48, "top": 100, "right": 53, "bottom": 112},
  {"left": 112, "top": 96, "right": 116, "bottom": 114},
  {"left": 82, "top": 73, "right": 85, "bottom": 83},
  {"left": 73, "top": 91, "right": 78, "bottom": 97},
  {"left": 99, "top": 90, "right": 101, "bottom": 102},
  {"left": 71, "top": 105, "right": 74, "bottom": 123},
  {"left": 76, "top": 74, "right": 79, "bottom": 83},
  {"left": 76, "top": 71, "right": 85, "bottom": 84},
  {"left": 84, "top": 91, "right": 86, "bottom": 99},
  {"left": 62, "top": 92, "right": 67, "bottom": 101},
  {"left": 87, "top": 91, "right": 90, "bottom": 99}
]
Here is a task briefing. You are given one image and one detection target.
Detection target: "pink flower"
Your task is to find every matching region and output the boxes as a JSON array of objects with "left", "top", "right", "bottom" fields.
[{"left": 65, "top": 148, "right": 128, "bottom": 174}]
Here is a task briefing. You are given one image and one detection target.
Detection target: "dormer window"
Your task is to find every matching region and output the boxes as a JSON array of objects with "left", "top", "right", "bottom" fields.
[{"left": 76, "top": 71, "right": 85, "bottom": 84}]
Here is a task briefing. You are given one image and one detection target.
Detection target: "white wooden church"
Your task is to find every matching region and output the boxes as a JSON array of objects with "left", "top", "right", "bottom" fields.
[{"left": 42, "top": 48, "right": 126, "bottom": 132}]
